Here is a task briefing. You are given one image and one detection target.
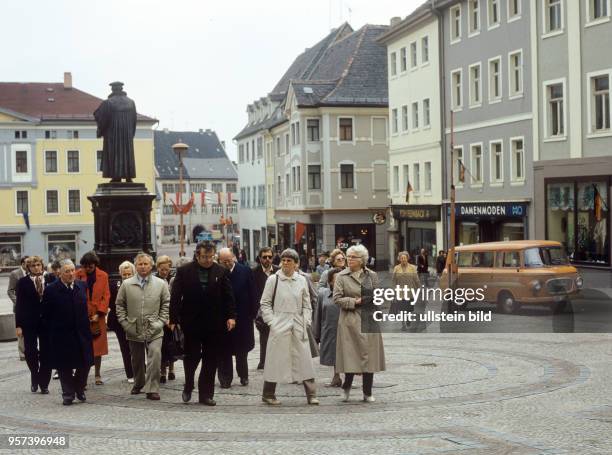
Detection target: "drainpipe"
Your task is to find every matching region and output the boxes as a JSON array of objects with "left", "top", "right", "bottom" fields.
[{"left": 430, "top": 0, "right": 448, "bottom": 249}]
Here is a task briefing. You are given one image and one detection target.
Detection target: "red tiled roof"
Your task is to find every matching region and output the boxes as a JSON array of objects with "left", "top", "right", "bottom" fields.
[{"left": 0, "top": 83, "right": 156, "bottom": 122}]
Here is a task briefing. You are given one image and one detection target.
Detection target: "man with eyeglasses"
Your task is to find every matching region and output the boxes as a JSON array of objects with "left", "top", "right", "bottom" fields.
[
  {"left": 169, "top": 241, "right": 236, "bottom": 406},
  {"left": 252, "top": 247, "right": 279, "bottom": 370}
]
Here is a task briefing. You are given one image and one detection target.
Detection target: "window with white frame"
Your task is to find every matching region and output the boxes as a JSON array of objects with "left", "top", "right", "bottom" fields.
[
  {"left": 423, "top": 99, "right": 430, "bottom": 127},
  {"left": 469, "top": 0, "right": 481, "bottom": 34},
  {"left": 44, "top": 130, "right": 57, "bottom": 139},
  {"left": 545, "top": 0, "right": 563, "bottom": 33},
  {"left": 45, "top": 151, "right": 58, "bottom": 173},
  {"left": 257, "top": 136, "right": 264, "bottom": 157},
  {"left": 454, "top": 147, "right": 464, "bottom": 186},
  {"left": 390, "top": 52, "right": 397, "bottom": 76},
  {"left": 308, "top": 165, "right": 321, "bottom": 190},
  {"left": 307, "top": 119, "right": 320, "bottom": 141},
  {"left": 15, "top": 151, "right": 28, "bottom": 173},
  {"left": 275, "top": 137, "right": 281, "bottom": 157},
  {"left": 68, "top": 189, "right": 80, "bottom": 213},
  {"left": 16, "top": 191, "right": 28, "bottom": 214},
  {"left": 277, "top": 176, "right": 281, "bottom": 196},
  {"left": 339, "top": 118, "right": 353, "bottom": 141},
  {"left": 47, "top": 233, "right": 77, "bottom": 262},
  {"left": 212, "top": 183, "right": 223, "bottom": 193},
  {"left": 412, "top": 102, "right": 419, "bottom": 129},
  {"left": 403, "top": 164, "right": 410, "bottom": 193},
  {"left": 392, "top": 108, "right": 399, "bottom": 134},
  {"left": 410, "top": 42, "right": 417, "bottom": 68},
  {"left": 291, "top": 124, "right": 296, "bottom": 146},
  {"left": 46, "top": 190, "right": 59, "bottom": 214},
  {"left": 11, "top": 145, "right": 31, "bottom": 182},
  {"left": 490, "top": 141, "right": 503, "bottom": 182},
  {"left": 295, "top": 123, "right": 300, "bottom": 146},
  {"left": 67, "top": 150, "right": 79, "bottom": 173},
  {"left": 245, "top": 142, "right": 249, "bottom": 162},
  {"left": 451, "top": 69, "right": 463, "bottom": 109},
  {"left": 511, "top": 138, "right": 525, "bottom": 181},
  {"left": 400, "top": 47, "right": 407, "bottom": 72},
  {"left": 591, "top": 74, "right": 610, "bottom": 132},
  {"left": 402, "top": 105, "right": 409, "bottom": 131},
  {"left": 421, "top": 36, "right": 429, "bottom": 63},
  {"left": 285, "top": 134, "right": 289, "bottom": 154},
  {"left": 226, "top": 183, "right": 237, "bottom": 193},
  {"left": 469, "top": 63, "right": 482, "bottom": 106},
  {"left": 291, "top": 167, "right": 296, "bottom": 192},
  {"left": 488, "top": 0, "right": 500, "bottom": 27},
  {"left": 285, "top": 174, "right": 289, "bottom": 195},
  {"left": 509, "top": 0, "right": 521, "bottom": 19},
  {"left": 413, "top": 163, "right": 421, "bottom": 192},
  {"left": 471, "top": 144, "right": 483, "bottom": 184},
  {"left": 239, "top": 144, "right": 244, "bottom": 162},
  {"left": 489, "top": 57, "right": 502, "bottom": 102},
  {"left": 588, "top": 0, "right": 609, "bottom": 21},
  {"left": 296, "top": 167, "right": 301, "bottom": 191},
  {"left": 340, "top": 164, "right": 354, "bottom": 189},
  {"left": 547, "top": 82, "right": 565, "bottom": 137},
  {"left": 509, "top": 51, "right": 523, "bottom": 97},
  {"left": 393, "top": 166, "right": 399, "bottom": 193},
  {"left": 424, "top": 162, "right": 432, "bottom": 191},
  {"left": 240, "top": 188, "right": 245, "bottom": 207},
  {"left": 451, "top": 4, "right": 462, "bottom": 42}
]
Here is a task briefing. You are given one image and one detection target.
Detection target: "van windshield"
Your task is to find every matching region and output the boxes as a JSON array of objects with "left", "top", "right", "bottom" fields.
[{"left": 524, "top": 247, "right": 569, "bottom": 267}]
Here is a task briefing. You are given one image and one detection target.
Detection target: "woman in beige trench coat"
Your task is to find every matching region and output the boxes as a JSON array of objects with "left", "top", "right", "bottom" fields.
[
  {"left": 260, "top": 248, "right": 318, "bottom": 406},
  {"left": 333, "top": 244, "right": 385, "bottom": 403}
]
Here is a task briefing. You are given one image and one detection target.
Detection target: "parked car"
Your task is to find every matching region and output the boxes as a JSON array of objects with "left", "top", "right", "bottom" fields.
[{"left": 440, "top": 240, "right": 583, "bottom": 314}]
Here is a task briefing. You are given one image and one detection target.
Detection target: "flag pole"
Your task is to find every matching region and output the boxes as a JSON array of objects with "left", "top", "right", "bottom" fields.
[{"left": 449, "top": 110, "right": 456, "bottom": 292}]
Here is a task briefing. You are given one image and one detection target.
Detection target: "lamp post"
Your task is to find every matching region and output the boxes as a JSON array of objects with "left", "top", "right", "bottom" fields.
[{"left": 172, "top": 142, "right": 189, "bottom": 257}]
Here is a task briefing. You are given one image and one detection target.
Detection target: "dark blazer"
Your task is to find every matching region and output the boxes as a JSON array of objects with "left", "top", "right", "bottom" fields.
[
  {"left": 169, "top": 262, "right": 236, "bottom": 337},
  {"left": 227, "top": 263, "right": 256, "bottom": 353},
  {"left": 41, "top": 280, "right": 94, "bottom": 370},
  {"left": 252, "top": 264, "right": 279, "bottom": 305},
  {"left": 15, "top": 275, "right": 50, "bottom": 329}
]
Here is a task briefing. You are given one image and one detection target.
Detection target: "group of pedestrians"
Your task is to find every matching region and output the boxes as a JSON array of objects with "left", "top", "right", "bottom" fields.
[{"left": 8, "top": 240, "right": 387, "bottom": 407}]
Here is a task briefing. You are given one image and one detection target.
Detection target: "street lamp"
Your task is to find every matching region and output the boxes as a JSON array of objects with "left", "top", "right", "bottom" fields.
[{"left": 172, "top": 142, "right": 189, "bottom": 257}]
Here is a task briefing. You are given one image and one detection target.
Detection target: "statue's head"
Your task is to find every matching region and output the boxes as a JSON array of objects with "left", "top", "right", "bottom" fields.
[{"left": 110, "top": 81, "right": 125, "bottom": 94}]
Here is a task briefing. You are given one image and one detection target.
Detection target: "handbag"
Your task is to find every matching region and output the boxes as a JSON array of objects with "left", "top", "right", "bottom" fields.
[
  {"left": 90, "top": 319, "right": 101, "bottom": 338},
  {"left": 168, "top": 325, "right": 185, "bottom": 361}
]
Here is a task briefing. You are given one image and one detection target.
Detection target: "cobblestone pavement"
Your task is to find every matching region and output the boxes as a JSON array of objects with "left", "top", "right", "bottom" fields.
[{"left": 2, "top": 271, "right": 612, "bottom": 454}]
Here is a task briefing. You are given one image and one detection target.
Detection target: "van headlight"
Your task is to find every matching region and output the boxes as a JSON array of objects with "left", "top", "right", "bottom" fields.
[
  {"left": 530, "top": 280, "right": 542, "bottom": 292},
  {"left": 576, "top": 276, "right": 583, "bottom": 289}
]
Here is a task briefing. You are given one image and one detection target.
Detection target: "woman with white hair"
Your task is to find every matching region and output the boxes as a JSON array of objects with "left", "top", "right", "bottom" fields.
[
  {"left": 333, "top": 244, "right": 386, "bottom": 403},
  {"left": 107, "top": 261, "right": 136, "bottom": 383},
  {"left": 260, "top": 248, "right": 318, "bottom": 405}
]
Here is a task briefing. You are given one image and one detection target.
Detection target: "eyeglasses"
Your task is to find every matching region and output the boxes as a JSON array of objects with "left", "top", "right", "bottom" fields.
[{"left": 261, "top": 255, "right": 273, "bottom": 259}]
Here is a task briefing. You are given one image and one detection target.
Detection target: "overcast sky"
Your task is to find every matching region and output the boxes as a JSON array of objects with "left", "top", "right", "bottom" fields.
[{"left": 4, "top": 0, "right": 422, "bottom": 160}]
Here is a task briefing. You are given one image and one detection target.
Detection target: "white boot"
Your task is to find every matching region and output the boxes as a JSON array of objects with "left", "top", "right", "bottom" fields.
[{"left": 363, "top": 395, "right": 375, "bottom": 403}]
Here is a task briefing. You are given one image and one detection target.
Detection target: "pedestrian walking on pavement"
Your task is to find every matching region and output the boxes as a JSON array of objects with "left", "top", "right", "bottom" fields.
[
  {"left": 41, "top": 259, "right": 94, "bottom": 406},
  {"left": 260, "top": 248, "right": 318, "bottom": 406},
  {"left": 417, "top": 248, "right": 430, "bottom": 288},
  {"left": 390, "top": 252, "right": 421, "bottom": 331},
  {"left": 334, "top": 244, "right": 386, "bottom": 403},
  {"left": 155, "top": 255, "right": 176, "bottom": 384},
  {"left": 253, "top": 247, "right": 279, "bottom": 370},
  {"left": 115, "top": 253, "right": 170, "bottom": 401}
]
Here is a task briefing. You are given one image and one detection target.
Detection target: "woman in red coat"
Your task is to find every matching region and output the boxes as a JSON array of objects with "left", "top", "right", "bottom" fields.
[{"left": 76, "top": 252, "right": 110, "bottom": 385}]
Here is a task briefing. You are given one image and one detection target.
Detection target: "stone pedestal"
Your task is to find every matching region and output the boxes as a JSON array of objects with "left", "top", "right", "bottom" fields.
[{"left": 88, "top": 183, "right": 156, "bottom": 283}]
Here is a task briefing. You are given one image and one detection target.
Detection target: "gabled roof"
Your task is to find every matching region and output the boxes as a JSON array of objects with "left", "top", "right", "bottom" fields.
[
  {"left": 154, "top": 129, "right": 237, "bottom": 180},
  {"left": 0, "top": 82, "right": 156, "bottom": 122}
]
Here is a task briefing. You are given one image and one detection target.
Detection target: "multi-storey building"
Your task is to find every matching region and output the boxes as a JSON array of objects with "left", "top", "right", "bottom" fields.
[
  {"left": 438, "top": 0, "right": 534, "bottom": 246},
  {"left": 154, "top": 129, "right": 238, "bottom": 245},
  {"left": 272, "top": 24, "right": 392, "bottom": 269},
  {"left": 0, "top": 73, "right": 156, "bottom": 270},
  {"left": 532, "top": 0, "right": 612, "bottom": 268},
  {"left": 379, "top": 5, "right": 445, "bottom": 259}
]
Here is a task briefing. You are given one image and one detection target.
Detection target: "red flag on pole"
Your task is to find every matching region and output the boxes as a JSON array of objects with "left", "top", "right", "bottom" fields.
[
  {"left": 295, "top": 222, "right": 306, "bottom": 241},
  {"left": 217, "top": 192, "right": 222, "bottom": 205},
  {"left": 227, "top": 192, "right": 232, "bottom": 205},
  {"left": 200, "top": 192, "right": 205, "bottom": 208}
]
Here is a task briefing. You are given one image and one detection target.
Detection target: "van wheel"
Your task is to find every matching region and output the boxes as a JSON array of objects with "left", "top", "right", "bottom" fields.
[
  {"left": 550, "top": 299, "right": 568, "bottom": 314},
  {"left": 497, "top": 292, "right": 519, "bottom": 314}
]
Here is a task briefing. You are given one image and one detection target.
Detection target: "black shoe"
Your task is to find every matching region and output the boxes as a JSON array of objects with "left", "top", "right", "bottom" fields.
[
  {"left": 62, "top": 398, "right": 73, "bottom": 406},
  {"left": 257, "top": 363, "right": 264, "bottom": 370},
  {"left": 130, "top": 386, "right": 142, "bottom": 395},
  {"left": 220, "top": 381, "right": 231, "bottom": 389},
  {"left": 76, "top": 392, "right": 86, "bottom": 402},
  {"left": 31, "top": 384, "right": 38, "bottom": 393},
  {"left": 182, "top": 389, "right": 192, "bottom": 403},
  {"left": 199, "top": 398, "right": 216, "bottom": 406},
  {"left": 40, "top": 387, "right": 49, "bottom": 395},
  {"left": 160, "top": 375, "right": 166, "bottom": 384},
  {"left": 168, "top": 372, "right": 176, "bottom": 380},
  {"left": 240, "top": 377, "right": 249, "bottom": 386}
]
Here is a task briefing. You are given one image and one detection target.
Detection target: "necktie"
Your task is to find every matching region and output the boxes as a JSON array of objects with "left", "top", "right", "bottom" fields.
[{"left": 35, "top": 275, "right": 43, "bottom": 298}]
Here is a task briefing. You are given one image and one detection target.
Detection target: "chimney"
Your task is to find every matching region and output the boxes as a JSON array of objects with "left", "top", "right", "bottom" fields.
[
  {"left": 199, "top": 128, "right": 204, "bottom": 134},
  {"left": 163, "top": 128, "right": 169, "bottom": 134},
  {"left": 221, "top": 141, "right": 226, "bottom": 150},
  {"left": 390, "top": 16, "right": 401, "bottom": 27},
  {"left": 63, "top": 72, "right": 72, "bottom": 90}
]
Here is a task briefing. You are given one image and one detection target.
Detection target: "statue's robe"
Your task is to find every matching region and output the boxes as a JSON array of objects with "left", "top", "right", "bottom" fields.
[{"left": 94, "top": 93, "right": 137, "bottom": 180}]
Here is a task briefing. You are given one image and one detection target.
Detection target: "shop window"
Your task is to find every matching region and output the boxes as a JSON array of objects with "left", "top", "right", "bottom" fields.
[
  {"left": 0, "top": 234, "right": 23, "bottom": 269},
  {"left": 47, "top": 233, "right": 77, "bottom": 262}
]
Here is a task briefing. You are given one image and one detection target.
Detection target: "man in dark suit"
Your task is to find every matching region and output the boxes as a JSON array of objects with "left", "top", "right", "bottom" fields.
[
  {"left": 8, "top": 255, "right": 29, "bottom": 360},
  {"left": 252, "top": 247, "right": 279, "bottom": 370},
  {"left": 217, "top": 248, "right": 256, "bottom": 387},
  {"left": 15, "top": 256, "right": 52, "bottom": 393},
  {"left": 169, "top": 241, "right": 236, "bottom": 406},
  {"left": 42, "top": 259, "right": 94, "bottom": 405}
]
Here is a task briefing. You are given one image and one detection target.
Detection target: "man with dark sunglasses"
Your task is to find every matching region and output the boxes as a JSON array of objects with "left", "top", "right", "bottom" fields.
[{"left": 252, "top": 247, "right": 279, "bottom": 369}]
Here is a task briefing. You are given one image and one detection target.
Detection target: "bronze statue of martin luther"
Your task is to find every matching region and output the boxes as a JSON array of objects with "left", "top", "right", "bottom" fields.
[{"left": 94, "top": 82, "right": 137, "bottom": 183}]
